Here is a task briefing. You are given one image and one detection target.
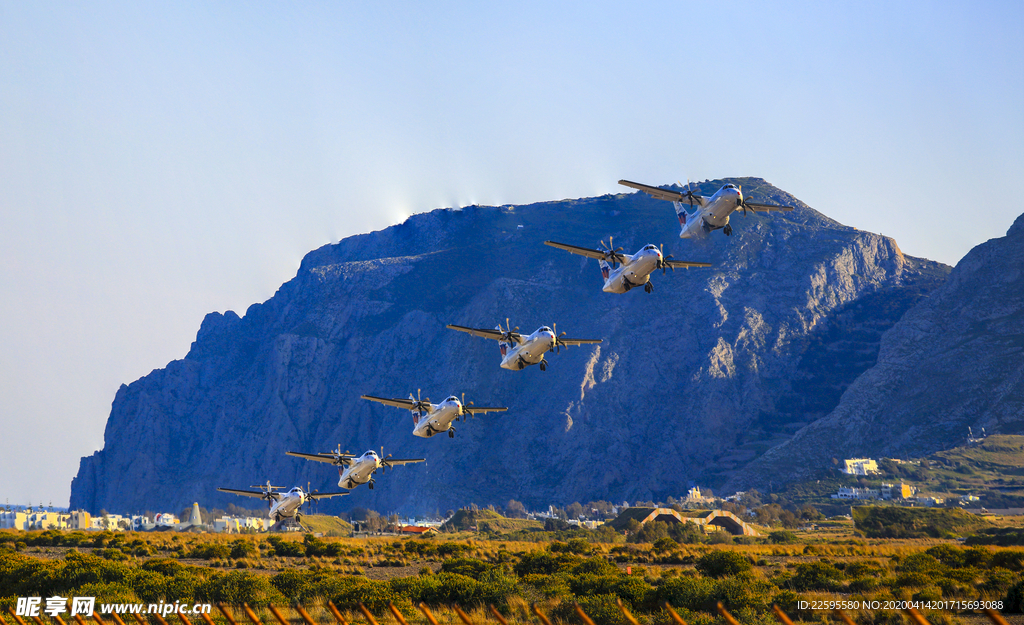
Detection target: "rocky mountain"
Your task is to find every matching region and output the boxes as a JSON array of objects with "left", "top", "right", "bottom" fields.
[
  {"left": 69, "top": 178, "right": 950, "bottom": 515},
  {"left": 731, "top": 213, "right": 1024, "bottom": 491}
]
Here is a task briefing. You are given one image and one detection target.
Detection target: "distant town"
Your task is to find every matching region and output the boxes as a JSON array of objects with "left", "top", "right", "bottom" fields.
[{"left": 0, "top": 439, "right": 1003, "bottom": 536}]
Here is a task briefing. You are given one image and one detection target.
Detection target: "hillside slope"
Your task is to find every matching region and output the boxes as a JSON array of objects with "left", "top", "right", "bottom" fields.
[
  {"left": 70, "top": 178, "right": 949, "bottom": 514},
  {"left": 734, "top": 213, "right": 1024, "bottom": 490}
]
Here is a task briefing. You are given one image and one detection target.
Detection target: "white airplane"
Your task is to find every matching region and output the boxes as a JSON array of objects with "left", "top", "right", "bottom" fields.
[
  {"left": 216, "top": 481, "right": 349, "bottom": 523},
  {"left": 286, "top": 447, "right": 425, "bottom": 490},
  {"left": 361, "top": 391, "right": 507, "bottom": 439},
  {"left": 619, "top": 179, "right": 794, "bottom": 238},
  {"left": 447, "top": 321, "right": 601, "bottom": 371},
  {"left": 545, "top": 238, "right": 710, "bottom": 294}
]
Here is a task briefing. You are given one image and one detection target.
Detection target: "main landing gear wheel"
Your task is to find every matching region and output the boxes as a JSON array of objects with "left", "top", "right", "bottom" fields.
[
  {"left": 724, "top": 224, "right": 733, "bottom": 236},
  {"left": 644, "top": 282, "right": 653, "bottom": 293}
]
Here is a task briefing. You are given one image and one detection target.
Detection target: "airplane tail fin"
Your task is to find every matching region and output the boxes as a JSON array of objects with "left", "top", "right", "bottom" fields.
[
  {"left": 408, "top": 393, "right": 422, "bottom": 425},
  {"left": 495, "top": 325, "right": 509, "bottom": 357},
  {"left": 599, "top": 259, "right": 610, "bottom": 281},
  {"left": 672, "top": 201, "right": 688, "bottom": 226}
]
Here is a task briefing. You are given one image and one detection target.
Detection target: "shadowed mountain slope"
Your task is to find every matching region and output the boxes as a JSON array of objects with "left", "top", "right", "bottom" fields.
[
  {"left": 733, "top": 213, "right": 1024, "bottom": 490},
  {"left": 69, "top": 178, "right": 949, "bottom": 514}
]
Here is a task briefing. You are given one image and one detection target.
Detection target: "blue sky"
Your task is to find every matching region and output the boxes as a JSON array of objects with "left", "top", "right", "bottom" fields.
[{"left": 1, "top": 1, "right": 1021, "bottom": 506}]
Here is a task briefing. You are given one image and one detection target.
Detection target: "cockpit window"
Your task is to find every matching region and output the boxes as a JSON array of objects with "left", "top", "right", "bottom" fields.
[
  {"left": 724, "top": 184, "right": 736, "bottom": 189},
  {"left": 540, "top": 326, "right": 551, "bottom": 333},
  {"left": 289, "top": 487, "right": 300, "bottom": 493},
  {"left": 644, "top": 244, "right": 657, "bottom": 250},
  {"left": 447, "top": 396, "right": 458, "bottom": 402}
]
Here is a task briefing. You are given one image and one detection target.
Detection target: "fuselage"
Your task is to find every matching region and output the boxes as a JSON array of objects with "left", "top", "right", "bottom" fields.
[
  {"left": 679, "top": 184, "right": 743, "bottom": 239},
  {"left": 338, "top": 451, "right": 381, "bottom": 489},
  {"left": 500, "top": 327, "right": 556, "bottom": 370},
  {"left": 413, "top": 396, "right": 463, "bottom": 437},
  {"left": 268, "top": 487, "right": 305, "bottom": 521},
  {"left": 603, "top": 245, "right": 663, "bottom": 293}
]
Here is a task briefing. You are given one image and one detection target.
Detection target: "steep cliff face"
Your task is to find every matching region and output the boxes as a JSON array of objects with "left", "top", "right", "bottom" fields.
[
  {"left": 733, "top": 213, "right": 1024, "bottom": 490},
  {"left": 70, "top": 178, "right": 949, "bottom": 514}
]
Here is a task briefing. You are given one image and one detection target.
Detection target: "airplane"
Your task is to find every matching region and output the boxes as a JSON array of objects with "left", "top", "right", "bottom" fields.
[
  {"left": 618, "top": 179, "right": 794, "bottom": 238},
  {"left": 447, "top": 320, "right": 601, "bottom": 371},
  {"left": 544, "top": 238, "right": 710, "bottom": 294},
  {"left": 216, "top": 481, "right": 349, "bottom": 524},
  {"left": 361, "top": 391, "right": 507, "bottom": 439},
  {"left": 286, "top": 447, "right": 425, "bottom": 490}
]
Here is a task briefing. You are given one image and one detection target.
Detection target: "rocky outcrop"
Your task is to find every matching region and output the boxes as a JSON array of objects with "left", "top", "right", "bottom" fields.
[
  {"left": 733, "top": 213, "right": 1024, "bottom": 490},
  {"left": 70, "top": 178, "right": 950, "bottom": 514}
]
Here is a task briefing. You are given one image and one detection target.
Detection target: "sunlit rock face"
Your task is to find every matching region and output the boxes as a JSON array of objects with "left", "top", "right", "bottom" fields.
[
  {"left": 70, "top": 178, "right": 950, "bottom": 514},
  {"left": 733, "top": 213, "right": 1024, "bottom": 492}
]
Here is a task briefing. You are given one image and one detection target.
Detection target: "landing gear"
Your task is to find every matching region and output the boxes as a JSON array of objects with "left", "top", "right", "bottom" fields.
[
  {"left": 448, "top": 427, "right": 455, "bottom": 438},
  {"left": 539, "top": 359, "right": 548, "bottom": 371},
  {"left": 644, "top": 282, "right": 653, "bottom": 293},
  {"left": 724, "top": 224, "right": 733, "bottom": 236},
  {"left": 368, "top": 480, "right": 375, "bottom": 490}
]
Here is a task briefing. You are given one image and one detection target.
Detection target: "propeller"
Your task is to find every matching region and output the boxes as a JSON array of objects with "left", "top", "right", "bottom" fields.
[
  {"left": 598, "top": 238, "right": 624, "bottom": 267},
  {"left": 655, "top": 243, "right": 678, "bottom": 274},
  {"left": 736, "top": 184, "right": 760, "bottom": 217},
  {"left": 550, "top": 321, "right": 568, "bottom": 354},
  {"left": 412, "top": 388, "right": 431, "bottom": 413},
  {"left": 679, "top": 179, "right": 699, "bottom": 208},
  {"left": 498, "top": 318, "right": 519, "bottom": 343},
  {"left": 460, "top": 392, "right": 474, "bottom": 421}
]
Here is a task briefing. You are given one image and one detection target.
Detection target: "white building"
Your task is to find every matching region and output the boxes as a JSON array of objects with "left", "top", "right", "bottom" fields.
[
  {"left": 832, "top": 487, "right": 881, "bottom": 500},
  {"left": 842, "top": 459, "right": 880, "bottom": 476},
  {"left": 212, "top": 516, "right": 270, "bottom": 533}
]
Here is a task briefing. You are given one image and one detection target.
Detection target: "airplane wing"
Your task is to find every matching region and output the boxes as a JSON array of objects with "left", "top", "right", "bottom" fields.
[
  {"left": 307, "top": 491, "right": 350, "bottom": 500},
  {"left": 361, "top": 395, "right": 417, "bottom": 410},
  {"left": 382, "top": 457, "right": 426, "bottom": 467},
  {"left": 446, "top": 324, "right": 523, "bottom": 344},
  {"left": 217, "top": 488, "right": 281, "bottom": 501},
  {"left": 619, "top": 179, "right": 705, "bottom": 206},
  {"left": 285, "top": 451, "right": 355, "bottom": 466},
  {"left": 743, "top": 201, "right": 794, "bottom": 212},
  {"left": 464, "top": 406, "right": 508, "bottom": 416},
  {"left": 544, "top": 241, "right": 627, "bottom": 265},
  {"left": 664, "top": 260, "right": 713, "bottom": 269},
  {"left": 558, "top": 338, "right": 603, "bottom": 346}
]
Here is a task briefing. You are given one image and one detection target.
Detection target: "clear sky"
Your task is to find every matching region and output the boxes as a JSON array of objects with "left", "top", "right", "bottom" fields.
[{"left": 1, "top": 1, "right": 1021, "bottom": 507}]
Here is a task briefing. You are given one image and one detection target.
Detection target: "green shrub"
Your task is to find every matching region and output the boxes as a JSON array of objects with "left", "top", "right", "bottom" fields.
[
  {"left": 552, "top": 594, "right": 623, "bottom": 625},
  {"left": 695, "top": 550, "right": 751, "bottom": 578},
  {"left": 768, "top": 531, "right": 797, "bottom": 544},
  {"left": 199, "top": 570, "right": 285, "bottom": 606},
  {"left": 791, "top": 561, "right": 845, "bottom": 592},
  {"left": 440, "top": 556, "right": 491, "bottom": 579},
  {"left": 897, "top": 553, "right": 946, "bottom": 577},
  {"left": 230, "top": 540, "right": 259, "bottom": 559},
  {"left": 991, "top": 550, "right": 1024, "bottom": 571},
  {"left": 849, "top": 576, "right": 880, "bottom": 593},
  {"left": 656, "top": 575, "right": 717, "bottom": 611},
  {"left": 1005, "top": 579, "right": 1024, "bottom": 613},
  {"left": 188, "top": 543, "right": 231, "bottom": 560},
  {"left": 569, "top": 556, "right": 618, "bottom": 577}
]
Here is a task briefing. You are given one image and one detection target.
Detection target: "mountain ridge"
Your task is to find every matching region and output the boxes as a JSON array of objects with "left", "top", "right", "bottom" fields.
[
  {"left": 70, "top": 178, "right": 951, "bottom": 514},
  {"left": 731, "top": 212, "right": 1024, "bottom": 491}
]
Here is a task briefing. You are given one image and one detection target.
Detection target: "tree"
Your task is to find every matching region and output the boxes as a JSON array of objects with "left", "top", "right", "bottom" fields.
[
  {"left": 505, "top": 500, "right": 528, "bottom": 518},
  {"left": 566, "top": 502, "right": 584, "bottom": 519}
]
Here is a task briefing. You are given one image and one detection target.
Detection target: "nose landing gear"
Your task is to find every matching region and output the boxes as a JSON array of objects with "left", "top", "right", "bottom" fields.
[
  {"left": 539, "top": 359, "right": 548, "bottom": 371},
  {"left": 448, "top": 426, "right": 455, "bottom": 438},
  {"left": 644, "top": 282, "right": 653, "bottom": 293},
  {"left": 368, "top": 479, "right": 375, "bottom": 490},
  {"left": 724, "top": 224, "right": 733, "bottom": 236}
]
